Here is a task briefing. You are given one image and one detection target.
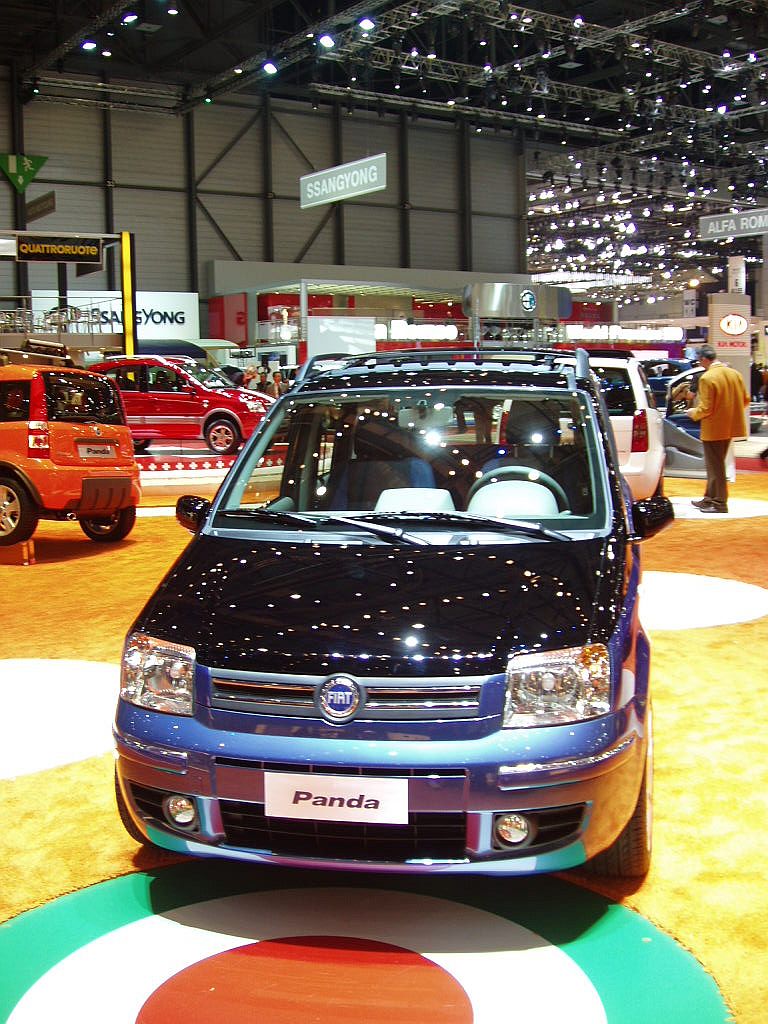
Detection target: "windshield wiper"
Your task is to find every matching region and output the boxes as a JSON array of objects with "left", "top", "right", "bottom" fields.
[
  {"left": 219, "top": 508, "right": 317, "bottom": 527},
  {"left": 319, "top": 514, "right": 427, "bottom": 547},
  {"left": 375, "top": 511, "right": 571, "bottom": 542},
  {"left": 218, "top": 509, "right": 426, "bottom": 545}
]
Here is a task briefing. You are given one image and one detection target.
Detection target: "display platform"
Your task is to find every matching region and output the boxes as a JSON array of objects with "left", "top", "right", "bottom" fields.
[{"left": 1, "top": 866, "right": 728, "bottom": 1024}]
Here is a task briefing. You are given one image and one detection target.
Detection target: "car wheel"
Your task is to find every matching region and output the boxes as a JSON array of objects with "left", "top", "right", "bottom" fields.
[
  {"left": 114, "top": 769, "right": 151, "bottom": 847},
  {"left": 204, "top": 417, "right": 240, "bottom": 455},
  {"left": 584, "top": 714, "right": 653, "bottom": 878},
  {"left": 133, "top": 439, "right": 151, "bottom": 453},
  {"left": 0, "top": 476, "right": 39, "bottom": 547},
  {"left": 79, "top": 506, "right": 137, "bottom": 542}
]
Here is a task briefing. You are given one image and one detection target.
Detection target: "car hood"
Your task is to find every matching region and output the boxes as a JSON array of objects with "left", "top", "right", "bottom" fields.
[{"left": 137, "top": 533, "right": 626, "bottom": 677}]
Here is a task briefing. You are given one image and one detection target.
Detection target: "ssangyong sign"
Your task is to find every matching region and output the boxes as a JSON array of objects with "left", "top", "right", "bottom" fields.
[
  {"left": 300, "top": 154, "right": 387, "bottom": 209},
  {"left": 31, "top": 290, "right": 200, "bottom": 339}
]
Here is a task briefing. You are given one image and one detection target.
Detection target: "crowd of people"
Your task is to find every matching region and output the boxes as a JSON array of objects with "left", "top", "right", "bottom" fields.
[{"left": 241, "top": 365, "right": 290, "bottom": 398}]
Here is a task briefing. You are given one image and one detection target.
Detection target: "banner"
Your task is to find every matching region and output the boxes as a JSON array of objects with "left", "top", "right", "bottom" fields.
[{"left": 17, "top": 235, "right": 103, "bottom": 264}]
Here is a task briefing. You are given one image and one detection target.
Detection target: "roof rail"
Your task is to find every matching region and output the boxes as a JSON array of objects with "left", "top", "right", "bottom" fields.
[
  {"left": 574, "top": 347, "right": 591, "bottom": 381},
  {"left": 293, "top": 346, "right": 594, "bottom": 386},
  {"left": 297, "top": 347, "right": 579, "bottom": 375}
]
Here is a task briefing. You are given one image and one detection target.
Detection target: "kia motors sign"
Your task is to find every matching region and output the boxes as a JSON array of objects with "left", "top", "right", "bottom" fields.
[
  {"left": 698, "top": 207, "right": 768, "bottom": 240},
  {"left": 300, "top": 153, "right": 387, "bottom": 209},
  {"left": 719, "top": 313, "right": 749, "bottom": 336},
  {"left": 17, "top": 234, "right": 102, "bottom": 263}
]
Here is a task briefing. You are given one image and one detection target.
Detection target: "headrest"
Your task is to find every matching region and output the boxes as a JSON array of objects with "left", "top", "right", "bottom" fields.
[
  {"left": 505, "top": 401, "right": 560, "bottom": 446},
  {"left": 353, "top": 420, "right": 417, "bottom": 460}
]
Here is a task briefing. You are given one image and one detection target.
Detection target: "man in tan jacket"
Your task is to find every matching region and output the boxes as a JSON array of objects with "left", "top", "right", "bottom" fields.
[{"left": 687, "top": 343, "right": 750, "bottom": 513}]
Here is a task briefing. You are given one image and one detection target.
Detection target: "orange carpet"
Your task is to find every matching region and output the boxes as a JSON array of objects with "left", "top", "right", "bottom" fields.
[{"left": 1, "top": 473, "right": 768, "bottom": 1023}]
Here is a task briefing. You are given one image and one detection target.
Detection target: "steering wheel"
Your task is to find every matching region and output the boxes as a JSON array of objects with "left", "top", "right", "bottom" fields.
[{"left": 466, "top": 465, "right": 569, "bottom": 510}]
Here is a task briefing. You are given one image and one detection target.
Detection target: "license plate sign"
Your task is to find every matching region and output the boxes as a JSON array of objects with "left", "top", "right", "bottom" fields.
[
  {"left": 264, "top": 771, "right": 408, "bottom": 824},
  {"left": 78, "top": 442, "right": 115, "bottom": 460}
]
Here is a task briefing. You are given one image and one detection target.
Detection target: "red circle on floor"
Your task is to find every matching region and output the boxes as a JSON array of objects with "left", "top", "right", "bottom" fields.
[{"left": 136, "top": 935, "right": 473, "bottom": 1024}]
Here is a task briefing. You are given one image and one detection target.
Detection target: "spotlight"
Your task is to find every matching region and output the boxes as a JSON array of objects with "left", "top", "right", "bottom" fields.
[
  {"left": 121, "top": 10, "right": 139, "bottom": 24},
  {"left": 81, "top": 39, "right": 97, "bottom": 51},
  {"left": 318, "top": 33, "right": 335, "bottom": 49},
  {"left": 358, "top": 17, "right": 375, "bottom": 32},
  {"left": 263, "top": 58, "right": 278, "bottom": 75}
]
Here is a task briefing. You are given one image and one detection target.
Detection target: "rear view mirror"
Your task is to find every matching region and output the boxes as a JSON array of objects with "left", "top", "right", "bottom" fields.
[
  {"left": 631, "top": 494, "right": 674, "bottom": 540},
  {"left": 176, "top": 494, "right": 211, "bottom": 533}
]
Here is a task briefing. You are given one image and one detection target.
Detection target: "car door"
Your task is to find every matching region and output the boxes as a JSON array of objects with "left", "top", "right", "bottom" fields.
[
  {"left": 144, "top": 364, "right": 201, "bottom": 441},
  {"left": 98, "top": 362, "right": 153, "bottom": 439},
  {"left": 663, "top": 368, "right": 706, "bottom": 479}
]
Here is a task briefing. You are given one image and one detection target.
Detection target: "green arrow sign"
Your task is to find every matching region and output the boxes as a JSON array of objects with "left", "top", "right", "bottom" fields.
[{"left": 0, "top": 154, "right": 47, "bottom": 193}]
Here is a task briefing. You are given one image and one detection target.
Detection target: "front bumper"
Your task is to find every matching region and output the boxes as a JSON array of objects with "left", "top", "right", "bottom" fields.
[{"left": 114, "top": 701, "right": 648, "bottom": 875}]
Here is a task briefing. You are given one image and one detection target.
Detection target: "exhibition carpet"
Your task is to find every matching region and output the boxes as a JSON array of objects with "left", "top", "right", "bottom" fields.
[{"left": 1, "top": 474, "right": 767, "bottom": 1022}]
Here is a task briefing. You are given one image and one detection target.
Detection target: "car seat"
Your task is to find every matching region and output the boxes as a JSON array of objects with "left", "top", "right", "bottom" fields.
[{"left": 328, "top": 420, "right": 436, "bottom": 511}]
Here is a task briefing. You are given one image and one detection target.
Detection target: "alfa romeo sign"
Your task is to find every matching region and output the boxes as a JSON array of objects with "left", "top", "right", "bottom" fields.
[{"left": 698, "top": 207, "right": 768, "bottom": 240}]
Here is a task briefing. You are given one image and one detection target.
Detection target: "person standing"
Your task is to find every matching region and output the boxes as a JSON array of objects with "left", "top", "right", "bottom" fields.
[{"left": 687, "top": 343, "right": 750, "bottom": 514}]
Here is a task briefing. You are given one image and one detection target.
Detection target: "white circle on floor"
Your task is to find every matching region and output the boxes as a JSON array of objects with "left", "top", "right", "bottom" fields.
[
  {"left": 0, "top": 660, "right": 118, "bottom": 779},
  {"left": 640, "top": 572, "right": 768, "bottom": 630},
  {"left": 669, "top": 496, "right": 768, "bottom": 520}
]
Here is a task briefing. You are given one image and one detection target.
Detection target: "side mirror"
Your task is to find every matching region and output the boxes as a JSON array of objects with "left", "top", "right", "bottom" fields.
[
  {"left": 176, "top": 494, "right": 211, "bottom": 533},
  {"left": 631, "top": 494, "right": 674, "bottom": 541}
]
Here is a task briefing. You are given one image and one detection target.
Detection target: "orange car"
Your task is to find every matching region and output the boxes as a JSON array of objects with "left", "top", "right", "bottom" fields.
[{"left": 0, "top": 363, "right": 141, "bottom": 545}]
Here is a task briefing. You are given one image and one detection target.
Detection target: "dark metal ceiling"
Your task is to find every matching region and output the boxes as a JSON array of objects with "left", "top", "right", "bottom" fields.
[{"left": 1, "top": 1, "right": 767, "bottom": 303}]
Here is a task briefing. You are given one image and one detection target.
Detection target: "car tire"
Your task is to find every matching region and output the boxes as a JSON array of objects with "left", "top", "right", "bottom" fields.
[
  {"left": 114, "top": 769, "right": 151, "bottom": 847},
  {"left": 584, "top": 723, "right": 653, "bottom": 878},
  {"left": 0, "top": 476, "right": 39, "bottom": 547},
  {"left": 79, "top": 505, "right": 137, "bottom": 542},
  {"left": 204, "top": 417, "right": 240, "bottom": 455},
  {"left": 133, "top": 439, "right": 151, "bottom": 453}
]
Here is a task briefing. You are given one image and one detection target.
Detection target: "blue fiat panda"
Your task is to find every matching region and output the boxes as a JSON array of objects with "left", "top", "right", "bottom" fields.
[{"left": 114, "top": 349, "right": 673, "bottom": 877}]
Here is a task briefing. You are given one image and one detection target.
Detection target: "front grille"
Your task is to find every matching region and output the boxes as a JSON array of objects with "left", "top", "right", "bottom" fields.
[
  {"left": 129, "top": 781, "right": 166, "bottom": 819},
  {"left": 213, "top": 758, "right": 464, "bottom": 779},
  {"left": 211, "top": 673, "right": 483, "bottom": 721},
  {"left": 219, "top": 801, "right": 467, "bottom": 861}
]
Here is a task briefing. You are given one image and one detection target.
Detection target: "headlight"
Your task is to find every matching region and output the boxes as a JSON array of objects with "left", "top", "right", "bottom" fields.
[
  {"left": 242, "top": 398, "right": 264, "bottom": 412},
  {"left": 504, "top": 643, "right": 610, "bottom": 727},
  {"left": 121, "top": 632, "right": 196, "bottom": 715}
]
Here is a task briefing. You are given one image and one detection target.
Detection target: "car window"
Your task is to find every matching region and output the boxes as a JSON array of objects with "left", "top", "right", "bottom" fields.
[
  {"left": 592, "top": 366, "right": 635, "bottom": 416},
  {"left": 100, "top": 365, "right": 141, "bottom": 392},
  {"left": 147, "top": 365, "right": 184, "bottom": 392},
  {"left": 42, "top": 372, "right": 125, "bottom": 424},
  {"left": 217, "top": 387, "right": 609, "bottom": 538},
  {"left": 0, "top": 380, "right": 31, "bottom": 421}
]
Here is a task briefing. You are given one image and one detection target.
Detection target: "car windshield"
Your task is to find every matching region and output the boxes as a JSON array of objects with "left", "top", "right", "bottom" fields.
[
  {"left": 183, "top": 364, "right": 233, "bottom": 389},
  {"left": 214, "top": 385, "right": 611, "bottom": 542},
  {"left": 43, "top": 372, "right": 124, "bottom": 424}
]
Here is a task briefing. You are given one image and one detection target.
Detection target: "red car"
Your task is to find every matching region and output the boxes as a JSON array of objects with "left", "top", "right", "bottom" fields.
[{"left": 90, "top": 356, "right": 271, "bottom": 455}]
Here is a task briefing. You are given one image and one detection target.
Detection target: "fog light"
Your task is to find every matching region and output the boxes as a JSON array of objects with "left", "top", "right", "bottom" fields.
[
  {"left": 164, "top": 794, "right": 196, "bottom": 826},
  {"left": 495, "top": 813, "right": 531, "bottom": 846}
]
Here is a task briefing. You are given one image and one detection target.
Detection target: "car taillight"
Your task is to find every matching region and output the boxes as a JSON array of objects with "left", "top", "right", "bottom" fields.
[
  {"left": 28, "top": 375, "right": 51, "bottom": 457},
  {"left": 28, "top": 420, "right": 50, "bottom": 457},
  {"left": 631, "top": 409, "right": 649, "bottom": 453}
]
